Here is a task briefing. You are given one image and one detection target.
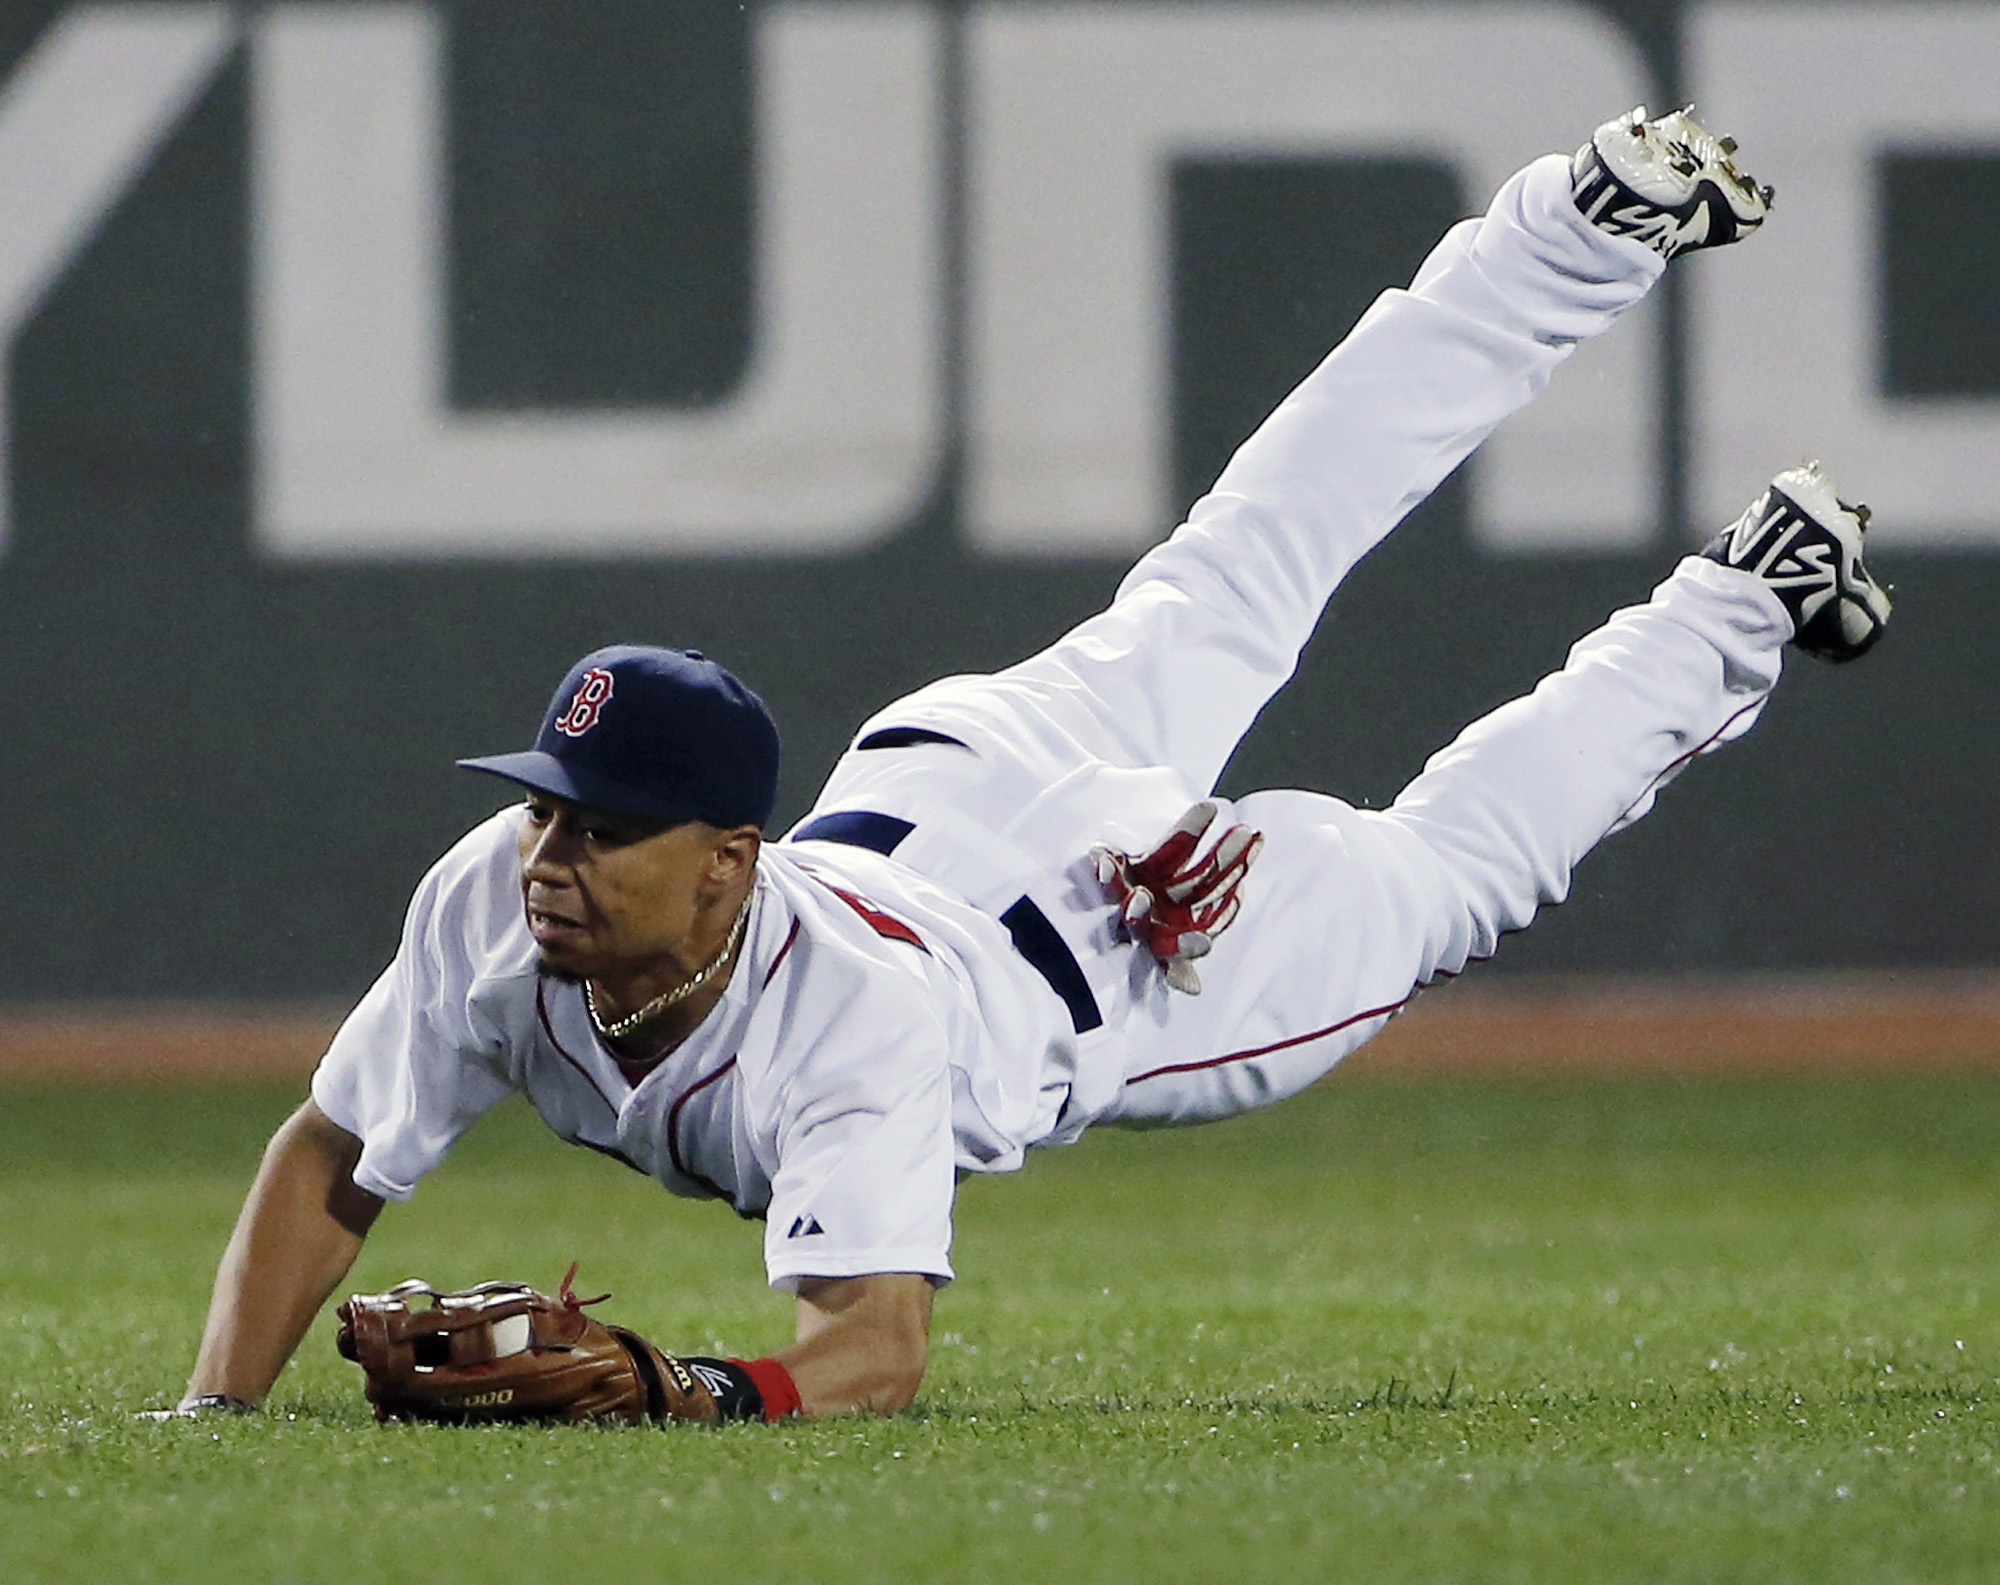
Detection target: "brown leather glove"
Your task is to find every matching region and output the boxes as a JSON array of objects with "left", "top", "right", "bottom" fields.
[{"left": 334, "top": 1266, "right": 721, "bottom": 1425}]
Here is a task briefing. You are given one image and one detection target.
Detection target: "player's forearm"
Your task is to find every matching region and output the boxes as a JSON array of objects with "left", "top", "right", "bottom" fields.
[
  {"left": 183, "top": 1099, "right": 382, "bottom": 1408},
  {"left": 781, "top": 1273, "right": 933, "bottom": 1417}
]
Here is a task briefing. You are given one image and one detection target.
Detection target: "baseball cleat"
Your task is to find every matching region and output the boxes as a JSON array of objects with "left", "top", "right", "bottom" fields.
[
  {"left": 1701, "top": 463, "right": 1891, "bottom": 664},
  {"left": 1572, "top": 106, "right": 1773, "bottom": 258}
]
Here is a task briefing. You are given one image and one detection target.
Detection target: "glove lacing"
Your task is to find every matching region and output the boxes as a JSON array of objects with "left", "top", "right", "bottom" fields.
[{"left": 557, "top": 1261, "right": 612, "bottom": 1311}]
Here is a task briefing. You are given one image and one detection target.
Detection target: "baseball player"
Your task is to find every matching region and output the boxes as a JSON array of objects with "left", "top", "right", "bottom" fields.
[{"left": 174, "top": 109, "right": 1890, "bottom": 1424}]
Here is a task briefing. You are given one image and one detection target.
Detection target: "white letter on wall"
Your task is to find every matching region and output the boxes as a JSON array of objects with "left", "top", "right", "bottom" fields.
[
  {"left": 1690, "top": 4, "right": 2000, "bottom": 542},
  {"left": 0, "top": 5, "right": 234, "bottom": 552},
  {"left": 253, "top": 3, "right": 941, "bottom": 558},
  {"left": 967, "top": 2, "right": 1657, "bottom": 555}
]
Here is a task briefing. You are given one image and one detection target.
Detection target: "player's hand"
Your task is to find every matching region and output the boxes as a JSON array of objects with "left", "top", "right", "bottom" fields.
[
  {"left": 1091, "top": 801, "right": 1262, "bottom": 995},
  {"left": 134, "top": 1394, "right": 257, "bottom": 1421}
]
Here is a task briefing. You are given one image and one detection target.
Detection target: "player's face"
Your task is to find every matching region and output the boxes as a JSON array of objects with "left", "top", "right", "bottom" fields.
[{"left": 514, "top": 794, "right": 746, "bottom": 980}]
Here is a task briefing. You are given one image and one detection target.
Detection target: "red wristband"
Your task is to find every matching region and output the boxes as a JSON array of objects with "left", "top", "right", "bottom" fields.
[{"left": 732, "top": 1356, "right": 803, "bottom": 1421}]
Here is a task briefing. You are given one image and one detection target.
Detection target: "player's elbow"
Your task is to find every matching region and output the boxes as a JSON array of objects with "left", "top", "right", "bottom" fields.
[
  {"left": 860, "top": 1337, "right": 928, "bottom": 1415},
  {"left": 841, "top": 1314, "right": 928, "bottom": 1415},
  {"left": 792, "top": 1271, "right": 934, "bottom": 1416}
]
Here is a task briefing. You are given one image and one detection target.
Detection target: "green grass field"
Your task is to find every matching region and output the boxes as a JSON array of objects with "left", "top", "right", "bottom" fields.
[{"left": 4, "top": 1074, "right": 1998, "bottom": 1583}]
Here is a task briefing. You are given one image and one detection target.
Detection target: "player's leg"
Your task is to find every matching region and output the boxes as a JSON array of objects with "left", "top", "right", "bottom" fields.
[
  {"left": 826, "top": 110, "right": 1768, "bottom": 813},
  {"left": 1100, "top": 465, "right": 1887, "bottom": 1128}
]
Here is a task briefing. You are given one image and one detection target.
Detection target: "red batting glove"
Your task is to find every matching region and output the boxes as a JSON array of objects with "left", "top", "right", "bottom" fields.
[{"left": 1091, "top": 801, "right": 1263, "bottom": 995}]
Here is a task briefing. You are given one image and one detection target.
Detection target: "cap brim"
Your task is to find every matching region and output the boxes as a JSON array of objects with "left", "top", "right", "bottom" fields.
[{"left": 456, "top": 751, "right": 698, "bottom": 824}]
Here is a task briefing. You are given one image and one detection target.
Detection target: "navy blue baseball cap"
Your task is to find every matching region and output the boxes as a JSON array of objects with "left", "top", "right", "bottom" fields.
[{"left": 457, "top": 645, "right": 781, "bottom": 829}]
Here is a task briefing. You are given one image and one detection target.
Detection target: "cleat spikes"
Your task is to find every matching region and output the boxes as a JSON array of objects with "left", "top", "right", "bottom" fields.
[{"left": 1572, "top": 106, "right": 1773, "bottom": 259}]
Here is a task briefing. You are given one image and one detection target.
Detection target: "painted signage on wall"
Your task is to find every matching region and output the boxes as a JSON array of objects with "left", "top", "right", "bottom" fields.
[{"left": 2, "top": 1, "right": 1995, "bottom": 562}]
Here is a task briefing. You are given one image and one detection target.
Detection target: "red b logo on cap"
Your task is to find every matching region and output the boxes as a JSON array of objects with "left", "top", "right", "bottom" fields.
[{"left": 554, "top": 668, "right": 614, "bottom": 737}]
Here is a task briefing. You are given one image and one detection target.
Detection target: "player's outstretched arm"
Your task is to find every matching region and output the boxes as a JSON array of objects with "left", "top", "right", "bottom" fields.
[
  {"left": 781, "top": 1273, "right": 934, "bottom": 1417},
  {"left": 180, "top": 1098, "right": 383, "bottom": 1412}
]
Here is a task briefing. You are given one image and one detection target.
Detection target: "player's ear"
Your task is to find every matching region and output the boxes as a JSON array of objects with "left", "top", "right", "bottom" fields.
[{"left": 708, "top": 824, "right": 762, "bottom": 882}]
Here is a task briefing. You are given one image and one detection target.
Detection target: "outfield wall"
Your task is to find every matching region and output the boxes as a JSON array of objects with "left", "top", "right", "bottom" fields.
[{"left": 1, "top": 0, "right": 1995, "bottom": 1005}]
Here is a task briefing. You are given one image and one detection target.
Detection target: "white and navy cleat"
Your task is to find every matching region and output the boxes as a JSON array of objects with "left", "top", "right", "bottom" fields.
[
  {"left": 1572, "top": 106, "right": 1773, "bottom": 258},
  {"left": 1701, "top": 463, "right": 1891, "bottom": 664}
]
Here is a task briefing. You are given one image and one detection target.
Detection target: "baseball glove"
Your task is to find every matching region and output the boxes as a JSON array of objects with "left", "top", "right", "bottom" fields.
[{"left": 335, "top": 1265, "right": 724, "bottom": 1425}]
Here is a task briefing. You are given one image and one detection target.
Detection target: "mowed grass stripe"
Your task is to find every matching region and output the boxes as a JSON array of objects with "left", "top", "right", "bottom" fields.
[{"left": 2, "top": 1076, "right": 1997, "bottom": 1583}]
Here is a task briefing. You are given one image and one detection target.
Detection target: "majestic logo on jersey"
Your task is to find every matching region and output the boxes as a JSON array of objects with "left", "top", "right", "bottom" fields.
[
  {"left": 554, "top": 667, "right": 615, "bottom": 736},
  {"left": 786, "top": 1214, "right": 826, "bottom": 1239}
]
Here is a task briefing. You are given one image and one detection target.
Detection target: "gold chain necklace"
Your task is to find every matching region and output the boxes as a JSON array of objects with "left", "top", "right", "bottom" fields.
[{"left": 584, "top": 892, "right": 753, "bottom": 1040}]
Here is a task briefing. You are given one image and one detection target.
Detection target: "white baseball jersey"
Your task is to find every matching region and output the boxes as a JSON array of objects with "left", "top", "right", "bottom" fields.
[
  {"left": 312, "top": 153, "right": 1795, "bottom": 1289},
  {"left": 313, "top": 814, "right": 1083, "bottom": 1289}
]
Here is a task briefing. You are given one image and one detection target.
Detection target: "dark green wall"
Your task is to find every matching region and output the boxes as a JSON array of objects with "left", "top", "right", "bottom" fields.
[{"left": 2, "top": 0, "right": 1994, "bottom": 1001}]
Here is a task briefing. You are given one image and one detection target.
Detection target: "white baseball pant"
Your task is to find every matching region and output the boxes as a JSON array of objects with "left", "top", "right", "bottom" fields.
[{"left": 806, "top": 154, "right": 1794, "bottom": 1132}]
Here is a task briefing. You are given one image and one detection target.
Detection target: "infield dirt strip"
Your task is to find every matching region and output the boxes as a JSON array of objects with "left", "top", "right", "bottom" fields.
[{"left": 3, "top": 973, "right": 1998, "bottom": 1082}]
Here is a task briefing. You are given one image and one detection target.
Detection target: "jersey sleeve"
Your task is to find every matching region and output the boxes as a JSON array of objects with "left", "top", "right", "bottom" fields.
[
  {"left": 311, "top": 829, "right": 519, "bottom": 1202},
  {"left": 758, "top": 987, "right": 960, "bottom": 1292}
]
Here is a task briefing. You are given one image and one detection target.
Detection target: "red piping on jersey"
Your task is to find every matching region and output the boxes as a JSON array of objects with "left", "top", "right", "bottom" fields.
[
  {"left": 667, "top": 1056, "right": 739, "bottom": 1203},
  {"left": 1611, "top": 696, "right": 1765, "bottom": 830},
  {"left": 1123, "top": 995, "right": 1412, "bottom": 1087},
  {"left": 540, "top": 978, "right": 739, "bottom": 1204},
  {"left": 533, "top": 979, "right": 650, "bottom": 1174},
  {"left": 763, "top": 919, "right": 802, "bottom": 987},
  {"left": 536, "top": 978, "right": 623, "bottom": 1116},
  {"left": 662, "top": 912, "right": 800, "bottom": 1203},
  {"left": 1121, "top": 697, "right": 1768, "bottom": 1091}
]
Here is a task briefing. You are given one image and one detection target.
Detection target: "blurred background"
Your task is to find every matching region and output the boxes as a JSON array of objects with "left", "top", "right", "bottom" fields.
[{"left": 0, "top": 0, "right": 1994, "bottom": 1069}]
